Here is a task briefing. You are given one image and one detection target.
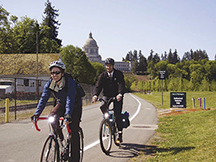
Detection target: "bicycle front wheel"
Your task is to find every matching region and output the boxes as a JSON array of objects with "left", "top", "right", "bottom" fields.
[
  {"left": 79, "top": 127, "right": 84, "bottom": 162},
  {"left": 99, "top": 119, "right": 112, "bottom": 155},
  {"left": 67, "top": 127, "right": 84, "bottom": 162},
  {"left": 40, "top": 135, "right": 60, "bottom": 162}
]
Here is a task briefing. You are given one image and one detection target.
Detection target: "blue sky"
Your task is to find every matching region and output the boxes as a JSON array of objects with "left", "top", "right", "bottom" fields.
[{"left": 1, "top": 0, "right": 216, "bottom": 61}]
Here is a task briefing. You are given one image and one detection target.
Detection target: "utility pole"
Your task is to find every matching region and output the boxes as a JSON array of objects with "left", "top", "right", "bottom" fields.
[{"left": 36, "top": 23, "right": 39, "bottom": 102}]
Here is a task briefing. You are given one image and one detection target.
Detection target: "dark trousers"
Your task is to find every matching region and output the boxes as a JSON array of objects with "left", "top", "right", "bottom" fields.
[
  {"left": 100, "top": 96, "right": 123, "bottom": 132},
  {"left": 49, "top": 103, "right": 82, "bottom": 162}
]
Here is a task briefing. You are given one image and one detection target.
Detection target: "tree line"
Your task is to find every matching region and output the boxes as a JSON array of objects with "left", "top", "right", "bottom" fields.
[{"left": 123, "top": 49, "right": 216, "bottom": 92}]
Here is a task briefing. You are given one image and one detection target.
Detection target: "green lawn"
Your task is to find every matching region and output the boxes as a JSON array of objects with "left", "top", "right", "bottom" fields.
[
  {"left": 135, "top": 91, "right": 216, "bottom": 109},
  {"left": 130, "top": 92, "right": 216, "bottom": 162}
]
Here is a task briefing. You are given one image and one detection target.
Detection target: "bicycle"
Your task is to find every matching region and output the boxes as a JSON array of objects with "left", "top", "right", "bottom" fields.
[
  {"left": 99, "top": 97, "right": 121, "bottom": 155},
  {"left": 33, "top": 116, "right": 84, "bottom": 162}
]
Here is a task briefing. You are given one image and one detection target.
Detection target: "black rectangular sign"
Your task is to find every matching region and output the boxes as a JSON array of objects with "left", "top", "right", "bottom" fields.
[
  {"left": 170, "top": 92, "right": 186, "bottom": 108},
  {"left": 159, "top": 71, "right": 166, "bottom": 80}
]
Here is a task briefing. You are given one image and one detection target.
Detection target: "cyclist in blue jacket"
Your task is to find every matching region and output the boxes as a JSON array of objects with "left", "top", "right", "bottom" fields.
[{"left": 31, "top": 59, "right": 82, "bottom": 162}]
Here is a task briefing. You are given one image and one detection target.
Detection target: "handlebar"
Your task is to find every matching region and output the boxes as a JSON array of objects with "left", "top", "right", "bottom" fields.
[
  {"left": 33, "top": 117, "right": 71, "bottom": 133},
  {"left": 99, "top": 97, "right": 116, "bottom": 104}
]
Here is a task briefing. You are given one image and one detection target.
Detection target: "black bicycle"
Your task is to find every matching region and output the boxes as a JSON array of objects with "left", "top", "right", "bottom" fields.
[
  {"left": 99, "top": 97, "right": 120, "bottom": 155},
  {"left": 34, "top": 116, "right": 84, "bottom": 162}
]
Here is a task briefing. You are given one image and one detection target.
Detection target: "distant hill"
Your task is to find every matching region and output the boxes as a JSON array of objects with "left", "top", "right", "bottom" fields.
[{"left": 0, "top": 53, "right": 60, "bottom": 75}]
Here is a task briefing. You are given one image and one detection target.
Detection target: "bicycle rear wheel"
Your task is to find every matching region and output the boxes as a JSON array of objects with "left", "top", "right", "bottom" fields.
[
  {"left": 99, "top": 119, "right": 112, "bottom": 154},
  {"left": 40, "top": 135, "right": 60, "bottom": 162}
]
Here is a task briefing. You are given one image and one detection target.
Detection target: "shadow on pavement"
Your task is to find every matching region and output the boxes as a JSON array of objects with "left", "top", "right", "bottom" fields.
[{"left": 108, "top": 143, "right": 195, "bottom": 158}]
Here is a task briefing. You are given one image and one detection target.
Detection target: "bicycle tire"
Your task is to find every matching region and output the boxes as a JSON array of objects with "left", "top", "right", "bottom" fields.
[
  {"left": 99, "top": 119, "right": 112, "bottom": 155},
  {"left": 40, "top": 135, "right": 60, "bottom": 162},
  {"left": 67, "top": 127, "right": 84, "bottom": 162},
  {"left": 79, "top": 127, "right": 84, "bottom": 162}
]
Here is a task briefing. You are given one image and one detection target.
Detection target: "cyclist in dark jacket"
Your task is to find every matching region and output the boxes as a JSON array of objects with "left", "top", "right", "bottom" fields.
[
  {"left": 92, "top": 57, "right": 125, "bottom": 142},
  {"left": 31, "top": 59, "right": 82, "bottom": 162}
]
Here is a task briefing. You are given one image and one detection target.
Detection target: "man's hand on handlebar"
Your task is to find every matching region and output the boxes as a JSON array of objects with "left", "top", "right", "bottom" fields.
[
  {"left": 116, "top": 94, "right": 122, "bottom": 102},
  {"left": 92, "top": 95, "right": 98, "bottom": 103}
]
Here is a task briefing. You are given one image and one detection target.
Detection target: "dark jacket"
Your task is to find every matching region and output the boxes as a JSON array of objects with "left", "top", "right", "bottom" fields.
[
  {"left": 93, "top": 69, "right": 125, "bottom": 97},
  {"left": 34, "top": 75, "right": 77, "bottom": 116}
]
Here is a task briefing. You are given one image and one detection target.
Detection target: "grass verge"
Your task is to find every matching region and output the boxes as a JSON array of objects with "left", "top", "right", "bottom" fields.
[
  {"left": 129, "top": 92, "right": 216, "bottom": 162},
  {"left": 135, "top": 91, "right": 216, "bottom": 109}
]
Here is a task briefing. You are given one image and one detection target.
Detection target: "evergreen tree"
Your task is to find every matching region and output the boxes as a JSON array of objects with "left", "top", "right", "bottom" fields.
[
  {"left": 133, "top": 50, "right": 138, "bottom": 61},
  {"left": 42, "top": 0, "right": 62, "bottom": 48},
  {"left": 167, "top": 49, "right": 173, "bottom": 64},
  {"left": 148, "top": 49, "right": 154, "bottom": 62},
  {"left": 182, "top": 51, "right": 191, "bottom": 61},
  {"left": 125, "top": 51, "right": 133, "bottom": 61},
  {"left": 173, "top": 49, "right": 180, "bottom": 64},
  {"left": 138, "top": 55, "right": 147, "bottom": 71},
  {"left": 153, "top": 53, "right": 160, "bottom": 63}
]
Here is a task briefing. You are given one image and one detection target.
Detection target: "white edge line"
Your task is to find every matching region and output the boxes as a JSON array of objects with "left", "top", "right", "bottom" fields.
[
  {"left": 83, "top": 93, "right": 141, "bottom": 151},
  {"left": 129, "top": 93, "right": 141, "bottom": 121},
  {"left": 84, "top": 140, "right": 100, "bottom": 151}
]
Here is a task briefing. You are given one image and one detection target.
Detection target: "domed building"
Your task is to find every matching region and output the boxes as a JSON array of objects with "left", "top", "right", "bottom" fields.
[
  {"left": 83, "top": 32, "right": 132, "bottom": 72},
  {"left": 82, "top": 32, "right": 102, "bottom": 63}
]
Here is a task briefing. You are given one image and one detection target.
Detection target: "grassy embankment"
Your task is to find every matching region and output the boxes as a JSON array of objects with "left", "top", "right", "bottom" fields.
[{"left": 130, "top": 91, "right": 216, "bottom": 162}]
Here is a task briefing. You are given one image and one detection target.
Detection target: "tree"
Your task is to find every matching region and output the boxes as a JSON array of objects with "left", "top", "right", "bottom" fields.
[
  {"left": 138, "top": 55, "right": 147, "bottom": 72},
  {"left": 125, "top": 51, "right": 133, "bottom": 61},
  {"left": 0, "top": 6, "right": 9, "bottom": 28},
  {"left": 148, "top": 49, "right": 154, "bottom": 62},
  {"left": 167, "top": 49, "right": 173, "bottom": 64},
  {"left": 182, "top": 51, "right": 191, "bottom": 61},
  {"left": 172, "top": 49, "right": 180, "bottom": 64},
  {"left": 12, "top": 16, "right": 39, "bottom": 53},
  {"left": 42, "top": 0, "right": 62, "bottom": 48},
  {"left": 60, "top": 45, "right": 96, "bottom": 84},
  {"left": 91, "top": 62, "right": 105, "bottom": 83},
  {"left": 0, "top": 6, "right": 15, "bottom": 54},
  {"left": 132, "top": 50, "right": 138, "bottom": 61},
  {"left": 153, "top": 53, "right": 160, "bottom": 63},
  {"left": 155, "top": 60, "right": 168, "bottom": 72}
]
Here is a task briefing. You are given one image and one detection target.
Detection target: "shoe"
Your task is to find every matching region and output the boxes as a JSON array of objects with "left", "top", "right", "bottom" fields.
[{"left": 117, "top": 133, "right": 123, "bottom": 143}]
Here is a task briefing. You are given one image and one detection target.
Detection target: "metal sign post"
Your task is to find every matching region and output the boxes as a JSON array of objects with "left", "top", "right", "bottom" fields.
[{"left": 159, "top": 71, "right": 166, "bottom": 105}]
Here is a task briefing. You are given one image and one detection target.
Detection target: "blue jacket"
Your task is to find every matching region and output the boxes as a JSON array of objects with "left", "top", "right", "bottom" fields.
[{"left": 34, "top": 76, "right": 77, "bottom": 116}]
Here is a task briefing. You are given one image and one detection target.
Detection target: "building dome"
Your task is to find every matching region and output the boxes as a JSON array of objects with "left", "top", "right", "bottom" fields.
[
  {"left": 83, "top": 32, "right": 98, "bottom": 48},
  {"left": 82, "top": 32, "right": 102, "bottom": 63}
]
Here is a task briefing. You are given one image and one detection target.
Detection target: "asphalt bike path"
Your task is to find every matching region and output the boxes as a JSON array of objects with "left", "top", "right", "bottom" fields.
[{"left": 0, "top": 93, "right": 158, "bottom": 162}]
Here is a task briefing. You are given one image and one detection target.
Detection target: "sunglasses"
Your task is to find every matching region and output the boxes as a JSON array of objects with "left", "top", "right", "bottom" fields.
[{"left": 51, "top": 71, "right": 61, "bottom": 75}]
